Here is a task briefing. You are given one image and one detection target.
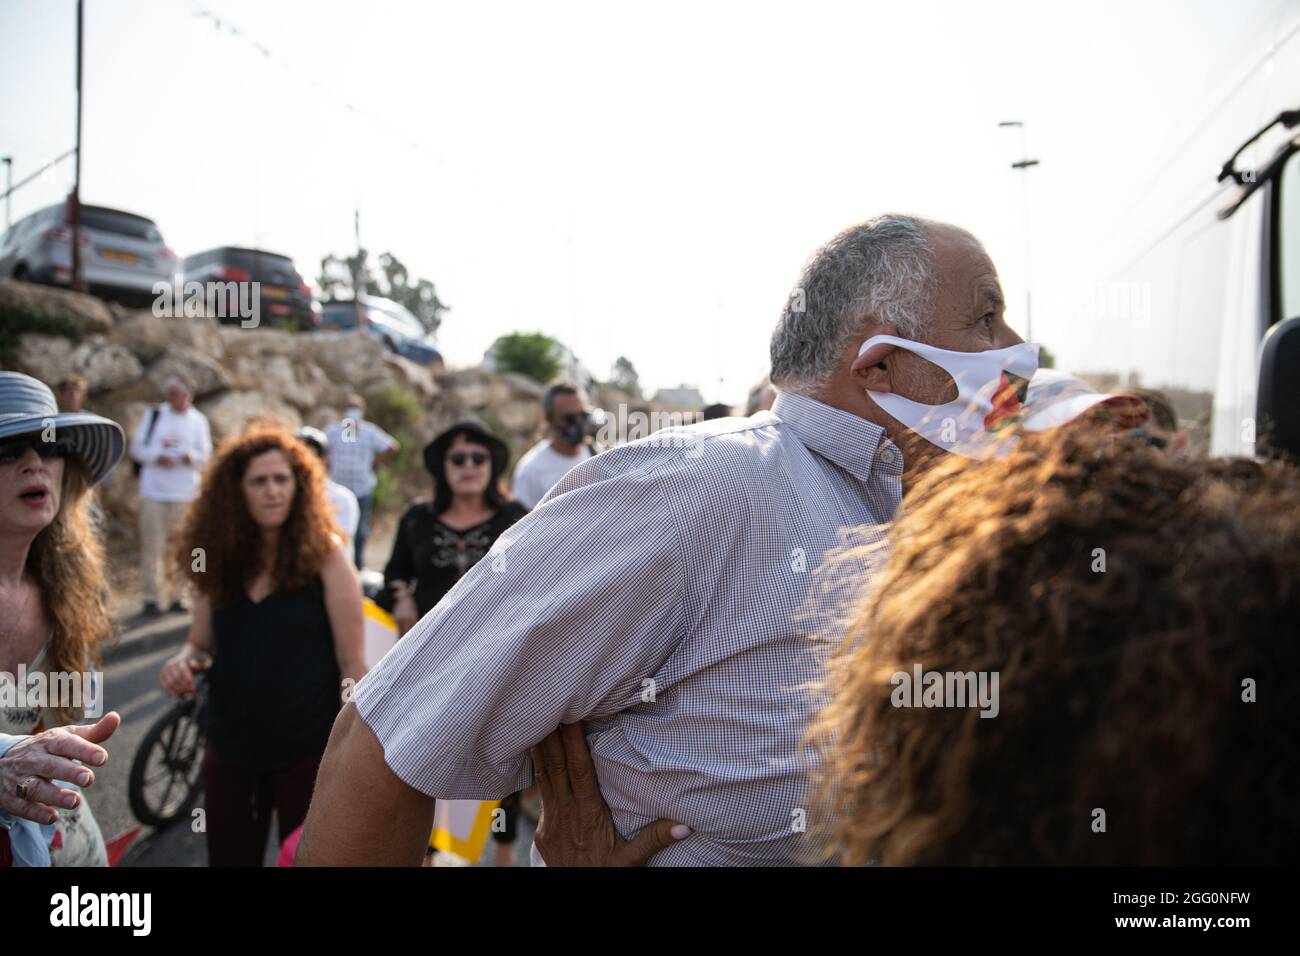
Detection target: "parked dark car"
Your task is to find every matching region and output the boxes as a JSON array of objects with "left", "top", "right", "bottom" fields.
[
  {"left": 0, "top": 201, "right": 177, "bottom": 304},
  {"left": 320, "top": 294, "right": 443, "bottom": 367},
  {"left": 182, "top": 246, "right": 321, "bottom": 330}
]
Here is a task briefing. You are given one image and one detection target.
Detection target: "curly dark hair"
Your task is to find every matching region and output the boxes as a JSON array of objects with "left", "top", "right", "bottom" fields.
[
  {"left": 808, "top": 428, "right": 1300, "bottom": 865},
  {"left": 176, "top": 423, "right": 338, "bottom": 608}
]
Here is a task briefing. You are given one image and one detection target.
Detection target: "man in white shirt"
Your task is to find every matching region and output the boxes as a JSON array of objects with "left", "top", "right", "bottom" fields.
[
  {"left": 297, "top": 426, "right": 361, "bottom": 557},
  {"left": 130, "top": 375, "right": 212, "bottom": 616},
  {"left": 324, "top": 393, "right": 399, "bottom": 567},
  {"left": 511, "top": 381, "right": 595, "bottom": 509}
]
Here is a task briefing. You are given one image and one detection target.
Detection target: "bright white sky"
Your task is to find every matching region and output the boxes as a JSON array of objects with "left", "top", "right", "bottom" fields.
[{"left": 0, "top": 0, "right": 1288, "bottom": 404}]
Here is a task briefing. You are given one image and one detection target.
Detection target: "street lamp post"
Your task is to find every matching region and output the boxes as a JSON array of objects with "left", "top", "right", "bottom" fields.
[{"left": 998, "top": 121, "right": 1039, "bottom": 342}]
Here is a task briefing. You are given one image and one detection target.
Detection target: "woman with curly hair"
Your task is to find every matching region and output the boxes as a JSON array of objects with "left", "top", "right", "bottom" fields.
[
  {"left": 0, "top": 371, "right": 125, "bottom": 866},
  {"left": 159, "top": 422, "right": 365, "bottom": 866},
  {"left": 808, "top": 428, "right": 1300, "bottom": 865}
]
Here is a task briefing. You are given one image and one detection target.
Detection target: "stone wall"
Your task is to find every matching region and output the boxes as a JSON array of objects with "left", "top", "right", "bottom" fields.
[{"left": 0, "top": 280, "right": 551, "bottom": 544}]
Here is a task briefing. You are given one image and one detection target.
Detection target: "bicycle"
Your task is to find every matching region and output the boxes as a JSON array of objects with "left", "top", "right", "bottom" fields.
[{"left": 127, "top": 673, "right": 208, "bottom": 828}]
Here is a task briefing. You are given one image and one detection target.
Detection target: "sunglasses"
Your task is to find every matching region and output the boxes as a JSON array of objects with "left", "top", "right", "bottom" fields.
[
  {"left": 0, "top": 436, "right": 75, "bottom": 465},
  {"left": 448, "top": 451, "right": 489, "bottom": 467}
]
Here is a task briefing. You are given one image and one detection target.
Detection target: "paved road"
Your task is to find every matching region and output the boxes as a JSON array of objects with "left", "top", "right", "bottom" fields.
[{"left": 94, "top": 618, "right": 209, "bottom": 865}]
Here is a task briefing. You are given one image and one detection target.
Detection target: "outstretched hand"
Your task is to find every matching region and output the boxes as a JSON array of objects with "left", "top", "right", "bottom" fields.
[{"left": 0, "top": 712, "right": 121, "bottom": 825}]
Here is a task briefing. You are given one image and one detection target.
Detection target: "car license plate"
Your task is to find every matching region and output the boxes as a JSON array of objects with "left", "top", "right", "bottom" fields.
[
  {"left": 99, "top": 248, "right": 140, "bottom": 264},
  {"left": 262, "top": 285, "right": 289, "bottom": 299}
]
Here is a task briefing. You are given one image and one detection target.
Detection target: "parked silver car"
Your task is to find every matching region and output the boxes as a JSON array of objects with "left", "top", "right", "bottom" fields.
[{"left": 0, "top": 202, "right": 177, "bottom": 303}]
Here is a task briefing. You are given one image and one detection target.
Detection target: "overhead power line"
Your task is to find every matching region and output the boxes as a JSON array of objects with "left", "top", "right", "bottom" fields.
[
  {"left": 194, "top": 7, "right": 432, "bottom": 153},
  {"left": 0, "top": 148, "right": 78, "bottom": 203}
]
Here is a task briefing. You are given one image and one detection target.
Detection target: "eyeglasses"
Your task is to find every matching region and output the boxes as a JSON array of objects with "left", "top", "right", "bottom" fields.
[
  {"left": 448, "top": 451, "right": 489, "bottom": 467},
  {"left": 0, "top": 436, "right": 75, "bottom": 465}
]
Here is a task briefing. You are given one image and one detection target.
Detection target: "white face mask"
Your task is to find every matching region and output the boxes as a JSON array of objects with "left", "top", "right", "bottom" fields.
[
  {"left": 344, "top": 407, "right": 363, "bottom": 422},
  {"left": 859, "top": 334, "right": 1041, "bottom": 459}
]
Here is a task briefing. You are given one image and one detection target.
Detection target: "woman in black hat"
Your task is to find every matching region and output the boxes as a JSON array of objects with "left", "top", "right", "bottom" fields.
[
  {"left": 380, "top": 421, "right": 527, "bottom": 630},
  {"left": 0, "top": 371, "right": 125, "bottom": 866},
  {"left": 380, "top": 421, "right": 529, "bottom": 867}
]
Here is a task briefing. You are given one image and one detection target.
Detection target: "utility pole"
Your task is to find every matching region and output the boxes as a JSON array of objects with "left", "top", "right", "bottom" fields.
[
  {"left": 353, "top": 207, "right": 364, "bottom": 324},
  {"left": 70, "top": 0, "right": 85, "bottom": 292},
  {"left": 998, "top": 121, "right": 1039, "bottom": 342}
]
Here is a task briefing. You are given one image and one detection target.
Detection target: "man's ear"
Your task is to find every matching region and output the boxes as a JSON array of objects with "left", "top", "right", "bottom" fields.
[{"left": 850, "top": 323, "right": 898, "bottom": 392}]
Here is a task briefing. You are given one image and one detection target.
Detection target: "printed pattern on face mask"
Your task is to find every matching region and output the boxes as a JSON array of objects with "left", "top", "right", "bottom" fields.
[{"left": 859, "top": 334, "right": 1040, "bottom": 459}]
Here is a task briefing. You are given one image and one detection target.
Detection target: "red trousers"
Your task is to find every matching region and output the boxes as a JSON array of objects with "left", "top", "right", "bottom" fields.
[{"left": 202, "top": 746, "right": 324, "bottom": 867}]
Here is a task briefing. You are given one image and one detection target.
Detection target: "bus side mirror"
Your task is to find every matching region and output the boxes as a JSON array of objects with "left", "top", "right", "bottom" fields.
[{"left": 1257, "top": 316, "right": 1300, "bottom": 460}]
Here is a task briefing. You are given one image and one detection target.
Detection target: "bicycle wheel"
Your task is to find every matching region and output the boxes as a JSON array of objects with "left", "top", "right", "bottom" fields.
[{"left": 127, "top": 697, "right": 206, "bottom": 827}]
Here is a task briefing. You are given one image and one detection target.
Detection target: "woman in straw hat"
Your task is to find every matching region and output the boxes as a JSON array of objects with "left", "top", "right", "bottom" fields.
[{"left": 0, "top": 370, "right": 125, "bottom": 866}]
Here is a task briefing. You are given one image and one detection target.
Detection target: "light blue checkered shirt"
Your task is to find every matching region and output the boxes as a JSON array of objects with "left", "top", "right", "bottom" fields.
[
  {"left": 354, "top": 391, "right": 904, "bottom": 865},
  {"left": 325, "top": 417, "right": 397, "bottom": 498}
]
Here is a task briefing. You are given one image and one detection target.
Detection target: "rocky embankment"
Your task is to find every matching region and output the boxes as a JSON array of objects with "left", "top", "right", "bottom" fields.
[{"left": 0, "top": 278, "right": 552, "bottom": 544}]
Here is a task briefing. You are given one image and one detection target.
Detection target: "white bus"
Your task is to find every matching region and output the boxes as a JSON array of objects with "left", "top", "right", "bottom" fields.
[{"left": 1096, "top": 4, "right": 1300, "bottom": 460}]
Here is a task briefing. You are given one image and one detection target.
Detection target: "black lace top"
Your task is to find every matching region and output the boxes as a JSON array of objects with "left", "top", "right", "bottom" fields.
[{"left": 379, "top": 500, "right": 529, "bottom": 616}]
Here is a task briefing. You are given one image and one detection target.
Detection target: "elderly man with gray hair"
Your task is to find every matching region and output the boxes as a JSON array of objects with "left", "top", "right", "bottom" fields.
[
  {"left": 299, "top": 215, "right": 1029, "bottom": 866},
  {"left": 130, "top": 373, "right": 212, "bottom": 617}
]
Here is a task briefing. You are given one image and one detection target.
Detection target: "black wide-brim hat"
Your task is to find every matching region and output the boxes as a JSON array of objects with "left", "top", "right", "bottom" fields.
[
  {"left": 423, "top": 420, "right": 510, "bottom": 477},
  {"left": 0, "top": 371, "right": 125, "bottom": 485}
]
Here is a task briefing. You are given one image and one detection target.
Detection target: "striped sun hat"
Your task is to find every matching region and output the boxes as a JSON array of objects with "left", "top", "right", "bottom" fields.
[{"left": 0, "top": 371, "right": 125, "bottom": 484}]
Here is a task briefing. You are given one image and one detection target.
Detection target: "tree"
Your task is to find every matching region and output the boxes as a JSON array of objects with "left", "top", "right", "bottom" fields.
[
  {"left": 318, "top": 249, "right": 370, "bottom": 302},
  {"left": 374, "top": 252, "right": 448, "bottom": 335},
  {"left": 609, "top": 356, "right": 642, "bottom": 399},
  {"left": 318, "top": 248, "right": 449, "bottom": 336},
  {"left": 487, "top": 332, "right": 565, "bottom": 384}
]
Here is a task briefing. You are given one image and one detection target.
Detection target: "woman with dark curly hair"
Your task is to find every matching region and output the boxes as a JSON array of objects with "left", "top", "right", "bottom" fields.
[
  {"left": 159, "top": 423, "right": 365, "bottom": 866},
  {"left": 808, "top": 428, "right": 1300, "bottom": 866}
]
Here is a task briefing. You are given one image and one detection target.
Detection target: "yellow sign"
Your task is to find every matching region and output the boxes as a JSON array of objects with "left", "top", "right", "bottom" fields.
[{"left": 430, "top": 800, "right": 502, "bottom": 862}]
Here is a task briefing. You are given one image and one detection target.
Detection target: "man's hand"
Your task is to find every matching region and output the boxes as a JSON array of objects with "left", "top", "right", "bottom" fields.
[
  {"left": 530, "top": 722, "right": 690, "bottom": 866},
  {"left": 390, "top": 580, "right": 419, "bottom": 636}
]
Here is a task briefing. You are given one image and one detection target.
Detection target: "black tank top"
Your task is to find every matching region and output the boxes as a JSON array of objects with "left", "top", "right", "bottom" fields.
[{"left": 207, "top": 576, "right": 341, "bottom": 771}]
